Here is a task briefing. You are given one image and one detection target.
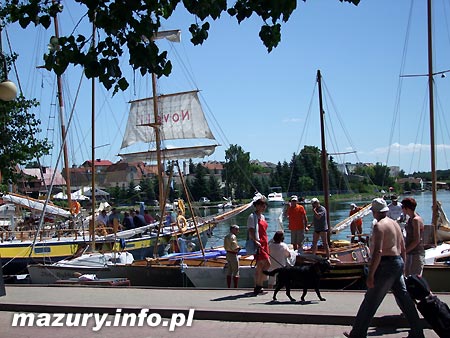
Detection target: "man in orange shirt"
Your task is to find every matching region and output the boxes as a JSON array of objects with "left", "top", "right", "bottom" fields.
[
  {"left": 284, "top": 195, "right": 308, "bottom": 252},
  {"left": 349, "top": 203, "right": 363, "bottom": 243}
]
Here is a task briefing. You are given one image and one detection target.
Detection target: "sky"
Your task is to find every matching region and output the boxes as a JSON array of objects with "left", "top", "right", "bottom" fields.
[{"left": 4, "top": 0, "right": 450, "bottom": 175}]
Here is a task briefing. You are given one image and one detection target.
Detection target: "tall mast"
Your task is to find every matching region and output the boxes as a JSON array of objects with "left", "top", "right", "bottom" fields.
[
  {"left": 427, "top": 0, "right": 438, "bottom": 229},
  {"left": 151, "top": 69, "right": 166, "bottom": 257},
  {"left": 317, "top": 70, "right": 331, "bottom": 239},
  {"left": 151, "top": 71, "right": 165, "bottom": 222},
  {"left": 52, "top": 1, "right": 72, "bottom": 208},
  {"left": 90, "top": 20, "right": 96, "bottom": 248}
]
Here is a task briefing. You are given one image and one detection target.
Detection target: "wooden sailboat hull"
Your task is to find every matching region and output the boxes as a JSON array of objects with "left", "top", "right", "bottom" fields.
[
  {"left": 3, "top": 222, "right": 211, "bottom": 276},
  {"left": 422, "top": 263, "right": 450, "bottom": 292},
  {"left": 28, "top": 262, "right": 193, "bottom": 287}
]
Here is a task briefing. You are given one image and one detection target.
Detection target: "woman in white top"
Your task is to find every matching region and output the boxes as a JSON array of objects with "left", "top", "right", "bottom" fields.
[{"left": 268, "top": 231, "right": 293, "bottom": 288}]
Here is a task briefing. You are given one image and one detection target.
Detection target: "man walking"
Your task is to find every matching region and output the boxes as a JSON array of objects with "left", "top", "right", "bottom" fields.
[{"left": 344, "top": 198, "right": 424, "bottom": 338}]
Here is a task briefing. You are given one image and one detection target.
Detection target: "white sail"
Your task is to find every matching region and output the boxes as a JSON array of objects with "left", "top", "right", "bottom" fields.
[
  {"left": 120, "top": 90, "right": 216, "bottom": 149},
  {"left": 1, "top": 193, "right": 71, "bottom": 218}
]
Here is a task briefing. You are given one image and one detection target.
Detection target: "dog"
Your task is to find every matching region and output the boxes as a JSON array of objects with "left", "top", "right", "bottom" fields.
[{"left": 263, "top": 259, "right": 331, "bottom": 302}]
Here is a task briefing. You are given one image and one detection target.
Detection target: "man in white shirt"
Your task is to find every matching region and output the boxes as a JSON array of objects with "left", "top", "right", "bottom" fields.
[{"left": 387, "top": 195, "right": 403, "bottom": 221}]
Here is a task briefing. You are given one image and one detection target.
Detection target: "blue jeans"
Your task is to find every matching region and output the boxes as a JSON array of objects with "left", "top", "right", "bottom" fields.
[{"left": 349, "top": 256, "right": 424, "bottom": 338}]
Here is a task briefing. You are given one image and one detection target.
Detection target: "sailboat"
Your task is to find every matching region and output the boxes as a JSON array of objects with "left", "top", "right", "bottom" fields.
[
  {"left": 0, "top": 13, "right": 93, "bottom": 276},
  {"left": 414, "top": 0, "right": 450, "bottom": 292},
  {"left": 26, "top": 29, "right": 255, "bottom": 285}
]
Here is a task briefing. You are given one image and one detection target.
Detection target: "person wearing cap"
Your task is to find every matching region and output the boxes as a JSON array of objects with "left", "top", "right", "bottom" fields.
[
  {"left": 401, "top": 197, "right": 425, "bottom": 276},
  {"left": 284, "top": 195, "right": 308, "bottom": 252},
  {"left": 344, "top": 198, "right": 424, "bottom": 338},
  {"left": 247, "top": 195, "right": 271, "bottom": 295},
  {"left": 308, "top": 198, "right": 330, "bottom": 259},
  {"left": 224, "top": 224, "right": 241, "bottom": 288},
  {"left": 349, "top": 203, "right": 363, "bottom": 243},
  {"left": 387, "top": 195, "right": 404, "bottom": 222}
]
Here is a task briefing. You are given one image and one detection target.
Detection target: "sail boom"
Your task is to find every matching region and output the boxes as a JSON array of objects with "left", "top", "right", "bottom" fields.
[{"left": 118, "top": 144, "right": 218, "bottom": 162}]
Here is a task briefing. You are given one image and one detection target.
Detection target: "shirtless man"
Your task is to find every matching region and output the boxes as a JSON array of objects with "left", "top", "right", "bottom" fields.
[{"left": 345, "top": 198, "right": 424, "bottom": 338}]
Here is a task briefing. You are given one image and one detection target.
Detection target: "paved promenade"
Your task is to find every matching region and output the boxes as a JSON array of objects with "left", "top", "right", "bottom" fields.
[{"left": 1, "top": 285, "right": 448, "bottom": 337}]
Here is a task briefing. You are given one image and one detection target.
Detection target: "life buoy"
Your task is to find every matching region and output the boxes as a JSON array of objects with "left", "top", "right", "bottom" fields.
[
  {"left": 361, "top": 248, "right": 367, "bottom": 258},
  {"left": 70, "top": 201, "right": 81, "bottom": 215},
  {"left": 177, "top": 199, "right": 186, "bottom": 215},
  {"left": 176, "top": 215, "right": 188, "bottom": 233}
]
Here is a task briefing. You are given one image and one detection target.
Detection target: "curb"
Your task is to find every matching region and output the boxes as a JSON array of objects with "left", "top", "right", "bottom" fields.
[{"left": 0, "top": 303, "right": 429, "bottom": 328}]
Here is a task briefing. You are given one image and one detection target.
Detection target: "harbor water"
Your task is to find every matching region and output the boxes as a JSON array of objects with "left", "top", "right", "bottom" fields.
[{"left": 202, "top": 191, "right": 450, "bottom": 249}]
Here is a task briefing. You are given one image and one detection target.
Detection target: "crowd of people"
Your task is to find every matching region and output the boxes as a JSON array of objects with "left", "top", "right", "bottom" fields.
[
  {"left": 95, "top": 207, "right": 157, "bottom": 232},
  {"left": 223, "top": 193, "right": 427, "bottom": 337},
  {"left": 225, "top": 194, "right": 331, "bottom": 295}
]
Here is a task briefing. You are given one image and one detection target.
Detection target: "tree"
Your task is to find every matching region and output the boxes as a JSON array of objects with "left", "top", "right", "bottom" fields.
[
  {"left": 0, "top": 94, "right": 50, "bottom": 186},
  {"left": 208, "top": 175, "right": 222, "bottom": 202},
  {"left": 223, "top": 144, "right": 252, "bottom": 200},
  {"left": 190, "top": 162, "right": 209, "bottom": 200},
  {"left": 0, "top": 0, "right": 360, "bottom": 93},
  {"left": 139, "top": 177, "right": 156, "bottom": 203}
]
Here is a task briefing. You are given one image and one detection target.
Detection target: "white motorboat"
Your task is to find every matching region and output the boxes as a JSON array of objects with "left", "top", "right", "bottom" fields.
[{"left": 267, "top": 187, "right": 285, "bottom": 206}]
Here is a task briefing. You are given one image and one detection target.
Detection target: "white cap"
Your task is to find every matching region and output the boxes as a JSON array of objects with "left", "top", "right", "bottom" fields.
[
  {"left": 350, "top": 203, "right": 357, "bottom": 208},
  {"left": 290, "top": 195, "right": 298, "bottom": 201},
  {"left": 230, "top": 224, "right": 239, "bottom": 230},
  {"left": 371, "top": 198, "right": 389, "bottom": 212},
  {"left": 311, "top": 198, "right": 319, "bottom": 204}
]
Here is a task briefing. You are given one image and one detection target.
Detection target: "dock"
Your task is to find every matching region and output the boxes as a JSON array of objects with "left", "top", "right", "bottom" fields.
[{"left": 0, "top": 285, "right": 447, "bottom": 337}]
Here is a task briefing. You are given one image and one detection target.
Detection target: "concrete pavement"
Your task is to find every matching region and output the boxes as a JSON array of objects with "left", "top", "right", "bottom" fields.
[{"left": 0, "top": 285, "right": 448, "bottom": 337}]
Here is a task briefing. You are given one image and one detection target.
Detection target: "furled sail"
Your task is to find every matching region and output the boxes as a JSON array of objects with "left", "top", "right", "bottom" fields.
[{"left": 1, "top": 193, "right": 71, "bottom": 218}]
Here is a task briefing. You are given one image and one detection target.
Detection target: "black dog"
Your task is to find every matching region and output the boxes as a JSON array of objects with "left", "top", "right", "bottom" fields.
[{"left": 263, "top": 259, "right": 331, "bottom": 302}]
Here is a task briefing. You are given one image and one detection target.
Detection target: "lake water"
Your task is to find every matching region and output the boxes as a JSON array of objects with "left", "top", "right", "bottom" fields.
[{"left": 202, "top": 190, "right": 450, "bottom": 248}]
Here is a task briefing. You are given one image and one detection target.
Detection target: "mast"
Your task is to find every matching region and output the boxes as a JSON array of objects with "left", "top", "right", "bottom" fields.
[
  {"left": 316, "top": 70, "right": 331, "bottom": 240},
  {"left": 151, "top": 71, "right": 165, "bottom": 225},
  {"left": 427, "top": 0, "right": 438, "bottom": 231},
  {"left": 90, "top": 21, "right": 96, "bottom": 249},
  {"left": 52, "top": 1, "right": 72, "bottom": 208}
]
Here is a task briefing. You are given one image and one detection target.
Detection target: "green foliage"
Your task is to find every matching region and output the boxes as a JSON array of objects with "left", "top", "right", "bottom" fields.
[
  {"left": 208, "top": 175, "right": 222, "bottom": 201},
  {"left": 190, "top": 162, "right": 209, "bottom": 200},
  {"left": 0, "top": 95, "right": 50, "bottom": 184},
  {"left": 0, "top": 0, "right": 360, "bottom": 93},
  {"left": 224, "top": 144, "right": 252, "bottom": 199}
]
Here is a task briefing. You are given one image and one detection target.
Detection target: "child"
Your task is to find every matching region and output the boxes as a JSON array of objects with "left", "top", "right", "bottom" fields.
[{"left": 224, "top": 224, "right": 241, "bottom": 288}]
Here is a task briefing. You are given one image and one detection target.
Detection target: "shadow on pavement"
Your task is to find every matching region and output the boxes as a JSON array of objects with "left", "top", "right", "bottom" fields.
[{"left": 211, "top": 291, "right": 256, "bottom": 301}]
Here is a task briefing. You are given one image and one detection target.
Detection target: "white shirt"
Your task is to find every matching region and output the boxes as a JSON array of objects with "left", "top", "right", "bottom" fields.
[
  {"left": 387, "top": 202, "right": 403, "bottom": 221},
  {"left": 268, "top": 242, "right": 291, "bottom": 270}
]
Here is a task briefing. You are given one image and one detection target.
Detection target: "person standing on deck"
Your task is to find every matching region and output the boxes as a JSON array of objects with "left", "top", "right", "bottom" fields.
[
  {"left": 349, "top": 203, "right": 363, "bottom": 243},
  {"left": 284, "top": 195, "right": 308, "bottom": 252},
  {"left": 344, "top": 198, "right": 424, "bottom": 338},
  {"left": 224, "top": 224, "right": 241, "bottom": 288},
  {"left": 307, "top": 198, "right": 330, "bottom": 259},
  {"left": 247, "top": 194, "right": 271, "bottom": 296},
  {"left": 387, "top": 195, "right": 404, "bottom": 222},
  {"left": 401, "top": 197, "right": 425, "bottom": 276}
]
